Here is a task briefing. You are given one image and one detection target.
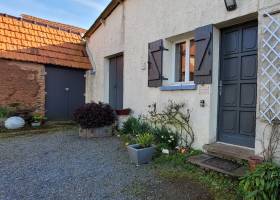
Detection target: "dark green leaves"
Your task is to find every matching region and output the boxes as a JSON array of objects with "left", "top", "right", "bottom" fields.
[{"left": 239, "top": 162, "right": 280, "bottom": 200}]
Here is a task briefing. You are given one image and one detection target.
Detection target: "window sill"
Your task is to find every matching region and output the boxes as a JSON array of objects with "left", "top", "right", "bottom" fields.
[{"left": 160, "top": 83, "right": 197, "bottom": 91}]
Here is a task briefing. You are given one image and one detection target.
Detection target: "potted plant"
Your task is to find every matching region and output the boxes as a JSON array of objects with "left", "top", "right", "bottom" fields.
[
  {"left": 127, "top": 133, "right": 156, "bottom": 165},
  {"left": 115, "top": 108, "right": 131, "bottom": 116},
  {"left": 74, "top": 102, "right": 116, "bottom": 138},
  {"left": 248, "top": 156, "right": 263, "bottom": 171},
  {"left": 31, "top": 113, "right": 46, "bottom": 127}
]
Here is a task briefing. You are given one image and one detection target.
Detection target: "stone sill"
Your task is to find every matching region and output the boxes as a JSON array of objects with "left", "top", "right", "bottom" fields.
[{"left": 160, "top": 83, "right": 197, "bottom": 91}]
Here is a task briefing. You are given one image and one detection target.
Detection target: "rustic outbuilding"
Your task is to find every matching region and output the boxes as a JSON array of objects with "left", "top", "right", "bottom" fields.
[{"left": 0, "top": 14, "right": 91, "bottom": 120}]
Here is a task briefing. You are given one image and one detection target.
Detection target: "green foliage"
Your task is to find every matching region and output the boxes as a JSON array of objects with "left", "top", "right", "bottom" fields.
[
  {"left": 136, "top": 133, "right": 154, "bottom": 148},
  {"left": 154, "top": 153, "right": 186, "bottom": 166},
  {"left": 121, "top": 116, "right": 151, "bottom": 136},
  {"left": 120, "top": 134, "right": 137, "bottom": 145},
  {"left": 32, "top": 113, "right": 47, "bottom": 122},
  {"left": 239, "top": 162, "right": 280, "bottom": 200},
  {"left": 185, "top": 148, "right": 203, "bottom": 159},
  {"left": 0, "top": 107, "right": 10, "bottom": 118},
  {"left": 151, "top": 127, "right": 178, "bottom": 149}
]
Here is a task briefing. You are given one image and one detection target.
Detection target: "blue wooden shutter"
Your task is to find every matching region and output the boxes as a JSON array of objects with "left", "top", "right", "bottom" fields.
[{"left": 194, "top": 24, "right": 213, "bottom": 84}]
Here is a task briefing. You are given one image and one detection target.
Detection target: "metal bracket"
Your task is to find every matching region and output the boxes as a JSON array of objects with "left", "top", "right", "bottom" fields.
[{"left": 160, "top": 46, "right": 169, "bottom": 51}]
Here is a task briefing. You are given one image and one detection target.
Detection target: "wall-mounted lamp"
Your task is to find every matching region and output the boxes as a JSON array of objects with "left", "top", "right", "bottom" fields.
[
  {"left": 224, "top": 0, "right": 237, "bottom": 11},
  {"left": 200, "top": 100, "right": 205, "bottom": 107}
]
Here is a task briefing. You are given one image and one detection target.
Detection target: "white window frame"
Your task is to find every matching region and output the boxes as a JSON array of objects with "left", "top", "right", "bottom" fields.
[{"left": 172, "top": 38, "right": 195, "bottom": 84}]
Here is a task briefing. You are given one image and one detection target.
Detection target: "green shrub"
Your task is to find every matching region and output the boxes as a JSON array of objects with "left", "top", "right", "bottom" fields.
[
  {"left": 239, "top": 162, "right": 280, "bottom": 200},
  {"left": 121, "top": 116, "right": 151, "bottom": 136},
  {"left": 120, "top": 134, "right": 137, "bottom": 145},
  {"left": 74, "top": 102, "right": 116, "bottom": 129},
  {"left": 152, "top": 127, "right": 178, "bottom": 149},
  {"left": 0, "top": 107, "right": 10, "bottom": 118},
  {"left": 32, "top": 113, "right": 47, "bottom": 123},
  {"left": 136, "top": 133, "right": 154, "bottom": 148}
]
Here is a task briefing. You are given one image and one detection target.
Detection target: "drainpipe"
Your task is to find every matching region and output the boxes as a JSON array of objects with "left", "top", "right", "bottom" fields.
[{"left": 84, "top": 37, "right": 97, "bottom": 75}]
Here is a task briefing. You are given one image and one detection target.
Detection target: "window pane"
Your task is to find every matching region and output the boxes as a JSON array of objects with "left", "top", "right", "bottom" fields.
[
  {"left": 189, "top": 39, "right": 196, "bottom": 81},
  {"left": 175, "top": 42, "right": 186, "bottom": 82}
]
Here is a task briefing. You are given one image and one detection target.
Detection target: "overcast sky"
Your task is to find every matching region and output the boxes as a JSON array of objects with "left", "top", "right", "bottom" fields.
[{"left": 0, "top": 0, "right": 111, "bottom": 29}]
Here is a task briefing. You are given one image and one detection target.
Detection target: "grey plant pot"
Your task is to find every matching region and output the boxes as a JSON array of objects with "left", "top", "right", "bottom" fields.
[
  {"left": 79, "top": 125, "right": 113, "bottom": 138},
  {"left": 127, "top": 144, "right": 156, "bottom": 165},
  {"left": 31, "top": 122, "right": 41, "bottom": 127}
]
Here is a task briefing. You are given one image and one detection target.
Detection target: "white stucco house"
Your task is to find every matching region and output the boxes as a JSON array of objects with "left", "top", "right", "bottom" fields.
[{"left": 84, "top": 0, "right": 280, "bottom": 162}]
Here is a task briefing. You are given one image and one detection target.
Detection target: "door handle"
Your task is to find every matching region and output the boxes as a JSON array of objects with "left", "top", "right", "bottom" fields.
[{"left": 218, "top": 81, "right": 222, "bottom": 96}]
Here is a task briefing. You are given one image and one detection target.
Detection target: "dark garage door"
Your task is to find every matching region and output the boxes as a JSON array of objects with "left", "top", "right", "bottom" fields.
[
  {"left": 218, "top": 21, "right": 258, "bottom": 148},
  {"left": 45, "top": 65, "right": 85, "bottom": 120}
]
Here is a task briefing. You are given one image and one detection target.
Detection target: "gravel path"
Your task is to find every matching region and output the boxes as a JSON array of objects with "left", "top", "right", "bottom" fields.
[{"left": 0, "top": 131, "right": 212, "bottom": 200}]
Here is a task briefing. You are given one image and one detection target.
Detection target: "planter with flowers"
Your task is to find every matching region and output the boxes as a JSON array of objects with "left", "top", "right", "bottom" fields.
[
  {"left": 74, "top": 102, "right": 116, "bottom": 138},
  {"left": 31, "top": 113, "right": 47, "bottom": 127},
  {"left": 127, "top": 133, "right": 156, "bottom": 165}
]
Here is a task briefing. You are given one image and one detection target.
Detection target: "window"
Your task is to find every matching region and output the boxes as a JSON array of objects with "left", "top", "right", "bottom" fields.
[{"left": 175, "top": 39, "right": 196, "bottom": 82}]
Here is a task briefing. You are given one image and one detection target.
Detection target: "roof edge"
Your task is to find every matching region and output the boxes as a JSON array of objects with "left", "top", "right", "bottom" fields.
[
  {"left": 0, "top": 13, "right": 84, "bottom": 35},
  {"left": 84, "top": 0, "right": 124, "bottom": 38}
]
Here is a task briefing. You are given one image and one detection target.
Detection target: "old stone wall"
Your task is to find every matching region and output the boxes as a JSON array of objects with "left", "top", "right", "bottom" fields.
[{"left": 0, "top": 59, "right": 45, "bottom": 114}]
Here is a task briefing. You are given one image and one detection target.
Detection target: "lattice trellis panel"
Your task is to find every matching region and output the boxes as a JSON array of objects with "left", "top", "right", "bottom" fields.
[{"left": 260, "top": 12, "right": 280, "bottom": 124}]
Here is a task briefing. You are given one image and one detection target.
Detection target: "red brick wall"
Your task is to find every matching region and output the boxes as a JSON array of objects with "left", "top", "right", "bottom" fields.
[{"left": 0, "top": 59, "right": 45, "bottom": 114}]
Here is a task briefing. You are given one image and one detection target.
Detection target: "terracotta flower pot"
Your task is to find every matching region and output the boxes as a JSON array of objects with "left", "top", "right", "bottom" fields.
[
  {"left": 248, "top": 156, "right": 263, "bottom": 171},
  {"left": 115, "top": 108, "right": 131, "bottom": 116}
]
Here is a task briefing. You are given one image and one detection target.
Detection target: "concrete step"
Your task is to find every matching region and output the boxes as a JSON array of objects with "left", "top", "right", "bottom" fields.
[
  {"left": 187, "top": 154, "right": 247, "bottom": 177},
  {"left": 203, "top": 143, "right": 255, "bottom": 163}
]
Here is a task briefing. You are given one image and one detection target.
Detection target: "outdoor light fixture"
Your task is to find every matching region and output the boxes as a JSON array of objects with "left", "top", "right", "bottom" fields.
[{"left": 224, "top": 0, "right": 237, "bottom": 11}]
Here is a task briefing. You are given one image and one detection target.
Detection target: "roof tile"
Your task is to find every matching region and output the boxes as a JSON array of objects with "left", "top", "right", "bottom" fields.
[{"left": 0, "top": 14, "right": 91, "bottom": 69}]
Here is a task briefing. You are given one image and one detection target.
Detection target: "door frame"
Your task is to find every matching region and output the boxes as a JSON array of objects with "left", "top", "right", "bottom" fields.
[{"left": 216, "top": 20, "right": 258, "bottom": 148}]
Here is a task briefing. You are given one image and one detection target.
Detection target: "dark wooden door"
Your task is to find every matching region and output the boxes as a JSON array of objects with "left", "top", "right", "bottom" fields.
[
  {"left": 45, "top": 65, "right": 85, "bottom": 120},
  {"left": 218, "top": 22, "right": 258, "bottom": 148},
  {"left": 109, "top": 55, "right": 123, "bottom": 109}
]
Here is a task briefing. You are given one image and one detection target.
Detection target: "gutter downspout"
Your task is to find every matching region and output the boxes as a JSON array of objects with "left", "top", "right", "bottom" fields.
[{"left": 85, "top": 38, "right": 96, "bottom": 75}]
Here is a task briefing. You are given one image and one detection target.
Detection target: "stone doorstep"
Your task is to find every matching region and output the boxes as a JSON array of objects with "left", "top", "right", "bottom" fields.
[
  {"left": 203, "top": 143, "right": 255, "bottom": 163},
  {"left": 187, "top": 154, "right": 247, "bottom": 177}
]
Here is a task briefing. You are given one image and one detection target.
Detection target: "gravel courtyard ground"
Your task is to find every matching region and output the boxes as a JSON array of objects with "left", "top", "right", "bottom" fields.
[{"left": 0, "top": 131, "right": 212, "bottom": 200}]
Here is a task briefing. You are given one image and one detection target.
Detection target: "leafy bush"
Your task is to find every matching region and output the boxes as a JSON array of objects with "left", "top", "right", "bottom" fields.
[
  {"left": 152, "top": 127, "right": 178, "bottom": 149},
  {"left": 121, "top": 116, "right": 151, "bottom": 136},
  {"left": 136, "top": 133, "right": 154, "bottom": 148},
  {"left": 32, "top": 113, "right": 47, "bottom": 123},
  {"left": 239, "top": 162, "right": 280, "bottom": 200},
  {"left": 0, "top": 107, "right": 10, "bottom": 118},
  {"left": 74, "top": 102, "right": 116, "bottom": 129}
]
